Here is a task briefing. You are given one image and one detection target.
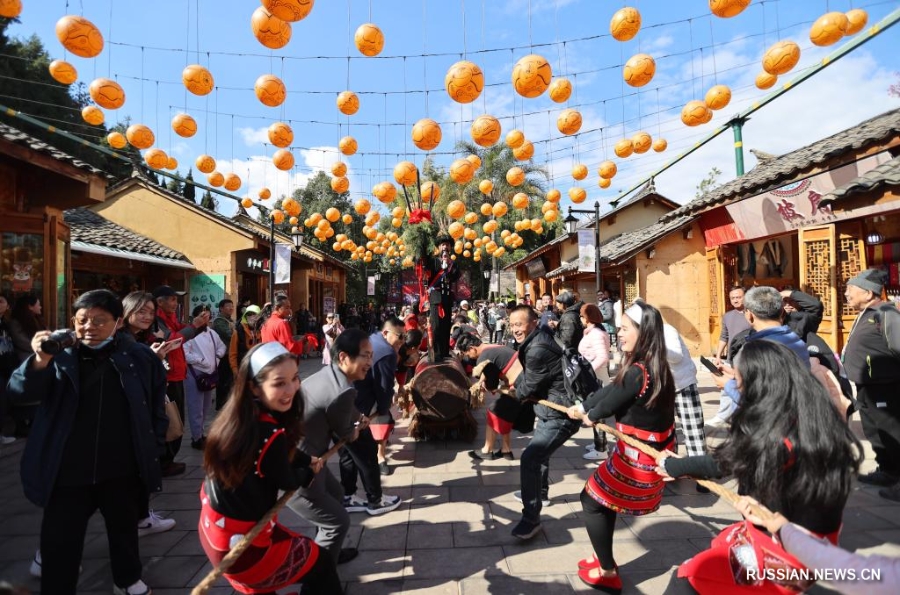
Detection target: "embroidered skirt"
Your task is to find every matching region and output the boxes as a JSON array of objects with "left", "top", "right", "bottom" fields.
[{"left": 584, "top": 434, "right": 671, "bottom": 516}]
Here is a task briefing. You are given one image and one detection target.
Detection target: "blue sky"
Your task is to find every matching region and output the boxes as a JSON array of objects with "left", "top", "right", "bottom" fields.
[{"left": 11, "top": 0, "right": 900, "bottom": 222}]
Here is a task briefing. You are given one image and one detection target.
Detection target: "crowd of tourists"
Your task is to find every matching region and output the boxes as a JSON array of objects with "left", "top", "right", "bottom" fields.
[{"left": 1, "top": 265, "right": 898, "bottom": 594}]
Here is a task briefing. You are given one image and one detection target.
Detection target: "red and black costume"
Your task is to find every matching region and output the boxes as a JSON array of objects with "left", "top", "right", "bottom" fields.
[
  {"left": 198, "top": 411, "right": 340, "bottom": 594},
  {"left": 666, "top": 446, "right": 843, "bottom": 594},
  {"left": 420, "top": 242, "right": 460, "bottom": 360},
  {"left": 476, "top": 346, "right": 520, "bottom": 435}
]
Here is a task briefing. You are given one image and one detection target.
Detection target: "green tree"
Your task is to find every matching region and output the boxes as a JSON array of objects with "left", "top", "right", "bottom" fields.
[
  {"left": 166, "top": 175, "right": 183, "bottom": 195},
  {"left": 695, "top": 167, "right": 722, "bottom": 198},
  {"left": 182, "top": 169, "right": 196, "bottom": 203},
  {"left": 200, "top": 190, "right": 217, "bottom": 211}
]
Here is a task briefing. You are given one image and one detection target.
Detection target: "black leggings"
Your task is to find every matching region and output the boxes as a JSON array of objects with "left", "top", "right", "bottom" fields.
[{"left": 580, "top": 489, "right": 618, "bottom": 571}]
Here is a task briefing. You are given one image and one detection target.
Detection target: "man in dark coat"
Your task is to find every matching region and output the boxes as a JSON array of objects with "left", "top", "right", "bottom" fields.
[
  {"left": 554, "top": 291, "right": 584, "bottom": 350},
  {"left": 422, "top": 235, "right": 460, "bottom": 360},
  {"left": 7, "top": 289, "right": 167, "bottom": 595}
]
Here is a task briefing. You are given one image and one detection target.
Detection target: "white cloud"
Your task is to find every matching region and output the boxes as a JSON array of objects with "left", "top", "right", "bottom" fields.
[{"left": 238, "top": 126, "right": 270, "bottom": 147}]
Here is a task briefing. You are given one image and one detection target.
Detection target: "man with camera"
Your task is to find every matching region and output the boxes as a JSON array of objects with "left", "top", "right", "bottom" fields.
[
  {"left": 7, "top": 289, "right": 168, "bottom": 595},
  {"left": 422, "top": 235, "right": 460, "bottom": 360},
  {"left": 153, "top": 285, "right": 210, "bottom": 476}
]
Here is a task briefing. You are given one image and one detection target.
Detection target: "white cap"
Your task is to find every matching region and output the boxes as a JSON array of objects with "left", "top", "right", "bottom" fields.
[{"left": 460, "top": 300, "right": 470, "bottom": 308}]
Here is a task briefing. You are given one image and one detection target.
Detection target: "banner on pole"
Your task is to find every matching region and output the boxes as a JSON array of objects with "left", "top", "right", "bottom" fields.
[
  {"left": 578, "top": 230, "right": 596, "bottom": 273},
  {"left": 367, "top": 276, "right": 376, "bottom": 296},
  {"left": 274, "top": 244, "right": 292, "bottom": 284}
]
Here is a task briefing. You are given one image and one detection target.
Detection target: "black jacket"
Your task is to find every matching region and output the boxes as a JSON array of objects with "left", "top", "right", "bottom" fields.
[
  {"left": 784, "top": 290, "right": 824, "bottom": 339},
  {"left": 516, "top": 325, "right": 569, "bottom": 420},
  {"left": 7, "top": 334, "right": 168, "bottom": 507},
  {"left": 555, "top": 301, "right": 584, "bottom": 350}
]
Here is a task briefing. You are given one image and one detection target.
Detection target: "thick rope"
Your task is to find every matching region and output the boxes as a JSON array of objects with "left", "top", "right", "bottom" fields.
[{"left": 191, "top": 439, "right": 347, "bottom": 595}]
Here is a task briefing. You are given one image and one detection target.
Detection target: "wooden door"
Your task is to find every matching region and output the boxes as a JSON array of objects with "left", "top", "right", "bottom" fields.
[
  {"left": 706, "top": 248, "right": 722, "bottom": 354},
  {"left": 836, "top": 222, "right": 867, "bottom": 352},
  {"left": 799, "top": 225, "right": 838, "bottom": 350}
]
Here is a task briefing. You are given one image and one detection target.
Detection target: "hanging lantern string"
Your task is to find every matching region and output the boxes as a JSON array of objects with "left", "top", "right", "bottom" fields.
[
  {"left": 183, "top": 0, "right": 189, "bottom": 108},
  {"left": 403, "top": 56, "right": 408, "bottom": 158},
  {"left": 655, "top": 87, "right": 662, "bottom": 138},
  {"left": 689, "top": 19, "right": 696, "bottom": 99},
  {"left": 709, "top": 17, "right": 718, "bottom": 86},
  {"left": 422, "top": 0, "right": 429, "bottom": 116},
  {"left": 231, "top": 114, "right": 235, "bottom": 173},
  {"left": 700, "top": 46, "right": 705, "bottom": 94},
  {"left": 195, "top": 0, "right": 201, "bottom": 64},
  {"left": 155, "top": 81, "right": 160, "bottom": 145},
  {"left": 140, "top": 46, "right": 145, "bottom": 122},
  {"left": 280, "top": 57, "right": 286, "bottom": 121},
  {"left": 383, "top": 92, "right": 388, "bottom": 177},
  {"left": 461, "top": 0, "right": 467, "bottom": 60},
  {"left": 528, "top": 0, "right": 533, "bottom": 50},
  {"left": 619, "top": 43, "right": 625, "bottom": 137},
  {"left": 107, "top": 0, "right": 113, "bottom": 73},
  {"left": 369, "top": 0, "right": 373, "bottom": 22}
]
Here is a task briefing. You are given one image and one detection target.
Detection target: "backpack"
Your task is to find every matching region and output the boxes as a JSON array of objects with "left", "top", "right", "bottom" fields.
[{"left": 555, "top": 338, "right": 600, "bottom": 403}]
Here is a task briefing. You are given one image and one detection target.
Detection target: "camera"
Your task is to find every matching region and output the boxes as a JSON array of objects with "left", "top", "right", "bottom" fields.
[{"left": 41, "top": 329, "right": 78, "bottom": 354}]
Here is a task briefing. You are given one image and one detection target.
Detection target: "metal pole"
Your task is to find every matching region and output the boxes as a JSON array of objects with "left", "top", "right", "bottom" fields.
[
  {"left": 731, "top": 117, "right": 746, "bottom": 176},
  {"left": 594, "top": 201, "right": 602, "bottom": 297},
  {"left": 269, "top": 216, "right": 275, "bottom": 305}
]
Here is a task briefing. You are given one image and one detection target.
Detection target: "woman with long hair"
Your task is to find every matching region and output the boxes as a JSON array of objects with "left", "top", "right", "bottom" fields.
[
  {"left": 199, "top": 342, "right": 342, "bottom": 594},
  {"left": 661, "top": 340, "right": 863, "bottom": 594},
  {"left": 121, "top": 291, "right": 179, "bottom": 361},
  {"left": 567, "top": 301, "right": 676, "bottom": 592},
  {"left": 8, "top": 294, "right": 45, "bottom": 362},
  {"left": 578, "top": 303, "right": 612, "bottom": 463}
]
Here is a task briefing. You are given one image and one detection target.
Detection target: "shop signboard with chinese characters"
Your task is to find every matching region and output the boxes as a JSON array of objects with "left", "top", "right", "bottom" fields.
[
  {"left": 190, "top": 274, "right": 226, "bottom": 317},
  {"left": 235, "top": 249, "right": 270, "bottom": 274},
  {"left": 725, "top": 153, "right": 893, "bottom": 242}
]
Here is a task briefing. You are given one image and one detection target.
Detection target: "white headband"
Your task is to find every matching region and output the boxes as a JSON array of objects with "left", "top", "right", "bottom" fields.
[
  {"left": 250, "top": 342, "right": 292, "bottom": 377},
  {"left": 625, "top": 304, "right": 643, "bottom": 325}
]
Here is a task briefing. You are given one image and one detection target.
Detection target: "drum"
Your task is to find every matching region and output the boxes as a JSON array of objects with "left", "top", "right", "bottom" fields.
[{"left": 407, "top": 358, "right": 476, "bottom": 441}]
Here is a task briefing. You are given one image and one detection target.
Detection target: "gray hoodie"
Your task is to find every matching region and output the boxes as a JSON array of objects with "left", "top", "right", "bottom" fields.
[{"left": 298, "top": 363, "right": 359, "bottom": 456}]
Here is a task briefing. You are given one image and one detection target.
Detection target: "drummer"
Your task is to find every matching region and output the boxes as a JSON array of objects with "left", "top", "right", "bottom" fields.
[{"left": 456, "top": 331, "right": 519, "bottom": 461}]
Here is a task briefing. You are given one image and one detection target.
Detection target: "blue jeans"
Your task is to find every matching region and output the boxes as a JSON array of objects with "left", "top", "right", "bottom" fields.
[{"left": 519, "top": 416, "right": 580, "bottom": 523}]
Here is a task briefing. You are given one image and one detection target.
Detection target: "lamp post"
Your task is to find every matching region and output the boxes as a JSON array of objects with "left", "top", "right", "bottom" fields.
[
  {"left": 566, "top": 201, "right": 602, "bottom": 297},
  {"left": 483, "top": 269, "right": 491, "bottom": 300},
  {"left": 268, "top": 215, "right": 276, "bottom": 305}
]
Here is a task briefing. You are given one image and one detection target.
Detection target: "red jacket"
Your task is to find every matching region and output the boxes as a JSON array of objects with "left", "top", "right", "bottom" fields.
[
  {"left": 261, "top": 315, "right": 304, "bottom": 355},
  {"left": 155, "top": 308, "right": 199, "bottom": 382}
]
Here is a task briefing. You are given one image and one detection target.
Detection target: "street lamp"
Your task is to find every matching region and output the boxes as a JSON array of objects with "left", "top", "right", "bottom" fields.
[
  {"left": 567, "top": 201, "right": 602, "bottom": 297},
  {"left": 291, "top": 226, "right": 304, "bottom": 249},
  {"left": 374, "top": 271, "right": 381, "bottom": 281},
  {"left": 483, "top": 269, "right": 491, "bottom": 301}
]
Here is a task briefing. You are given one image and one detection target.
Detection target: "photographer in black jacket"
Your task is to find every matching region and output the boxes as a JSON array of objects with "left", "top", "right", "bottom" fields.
[{"left": 554, "top": 291, "right": 585, "bottom": 350}]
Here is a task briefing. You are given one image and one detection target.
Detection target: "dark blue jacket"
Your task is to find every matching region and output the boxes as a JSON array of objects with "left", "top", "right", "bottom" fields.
[
  {"left": 353, "top": 332, "right": 398, "bottom": 416},
  {"left": 749, "top": 325, "right": 809, "bottom": 367},
  {"left": 6, "top": 335, "right": 168, "bottom": 507}
]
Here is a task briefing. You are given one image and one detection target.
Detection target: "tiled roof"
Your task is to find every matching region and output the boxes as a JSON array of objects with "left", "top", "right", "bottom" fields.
[
  {"left": 605, "top": 179, "right": 679, "bottom": 216},
  {"left": 600, "top": 215, "right": 696, "bottom": 265},
  {"left": 821, "top": 154, "right": 900, "bottom": 205},
  {"left": 231, "top": 213, "right": 350, "bottom": 270},
  {"left": 502, "top": 231, "right": 571, "bottom": 270},
  {"left": 0, "top": 122, "right": 112, "bottom": 179},
  {"left": 660, "top": 107, "right": 900, "bottom": 223},
  {"left": 64, "top": 208, "right": 188, "bottom": 261},
  {"left": 545, "top": 260, "right": 578, "bottom": 279}
]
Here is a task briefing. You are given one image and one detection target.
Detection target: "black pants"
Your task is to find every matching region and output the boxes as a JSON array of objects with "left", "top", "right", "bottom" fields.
[
  {"left": 580, "top": 489, "right": 618, "bottom": 571},
  {"left": 215, "top": 357, "right": 233, "bottom": 410},
  {"left": 41, "top": 476, "right": 143, "bottom": 594},
  {"left": 858, "top": 384, "right": 900, "bottom": 476},
  {"left": 429, "top": 297, "right": 452, "bottom": 360},
  {"left": 338, "top": 427, "right": 383, "bottom": 503},
  {"left": 161, "top": 380, "right": 185, "bottom": 464}
]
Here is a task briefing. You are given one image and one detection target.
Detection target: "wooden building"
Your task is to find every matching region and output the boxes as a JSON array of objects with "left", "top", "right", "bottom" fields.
[{"left": 0, "top": 122, "right": 110, "bottom": 328}]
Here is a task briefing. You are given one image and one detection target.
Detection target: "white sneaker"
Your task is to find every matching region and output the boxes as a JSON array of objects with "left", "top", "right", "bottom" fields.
[
  {"left": 705, "top": 417, "right": 729, "bottom": 429},
  {"left": 583, "top": 449, "right": 608, "bottom": 461},
  {"left": 0, "top": 435, "right": 15, "bottom": 445},
  {"left": 366, "top": 494, "right": 402, "bottom": 516},
  {"left": 513, "top": 490, "right": 550, "bottom": 507},
  {"left": 137, "top": 511, "right": 176, "bottom": 537},
  {"left": 584, "top": 444, "right": 596, "bottom": 452},
  {"left": 113, "top": 579, "right": 151, "bottom": 595},
  {"left": 342, "top": 494, "right": 368, "bottom": 513}
]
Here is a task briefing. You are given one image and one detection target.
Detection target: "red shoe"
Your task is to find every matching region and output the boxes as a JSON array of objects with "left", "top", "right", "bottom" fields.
[
  {"left": 577, "top": 566, "right": 622, "bottom": 593},
  {"left": 578, "top": 554, "right": 600, "bottom": 570}
]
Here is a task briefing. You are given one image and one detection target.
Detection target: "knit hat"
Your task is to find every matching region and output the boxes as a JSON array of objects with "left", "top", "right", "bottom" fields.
[
  {"left": 555, "top": 291, "right": 575, "bottom": 308},
  {"left": 847, "top": 269, "right": 887, "bottom": 295}
]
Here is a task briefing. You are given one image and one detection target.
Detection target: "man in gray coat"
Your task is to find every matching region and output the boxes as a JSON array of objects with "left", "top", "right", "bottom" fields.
[{"left": 288, "top": 328, "right": 374, "bottom": 565}]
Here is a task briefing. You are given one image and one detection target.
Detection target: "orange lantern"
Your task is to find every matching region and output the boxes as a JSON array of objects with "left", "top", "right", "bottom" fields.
[
  {"left": 255, "top": 74, "right": 287, "bottom": 107},
  {"left": 548, "top": 78, "right": 572, "bottom": 103},
  {"left": 259, "top": 187, "right": 272, "bottom": 200},
  {"left": 89, "top": 78, "right": 125, "bottom": 110},
  {"left": 450, "top": 158, "right": 475, "bottom": 184},
  {"left": 572, "top": 164, "right": 588, "bottom": 181},
  {"left": 632, "top": 131, "right": 652, "bottom": 154},
  {"left": 512, "top": 193, "right": 529, "bottom": 209},
  {"left": 652, "top": 138, "right": 668, "bottom": 152},
  {"left": 491, "top": 202, "right": 508, "bottom": 218},
  {"left": 506, "top": 167, "right": 526, "bottom": 186},
  {"left": 445, "top": 60, "right": 485, "bottom": 104},
  {"left": 610, "top": 7, "right": 641, "bottom": 41},
  {"left": 447, "top": 200, "right": 466, "bottom": 219},
  {"left": 394, "top": 161, "right": 418, "bottom": 186},
  {"left": 513, "top": 140, "right": 534, "bottom": 161},
  {"left": 182, "top": 64, "right": 214, "bottom": 96},
  {"left": 810, "top": 12, "right": 849, "bottom": 47},
  {"left": 373, "top": 181, "right": 397, "bottom": 204},
  {"left": 448, "top": 222, "right": 465, "bottom": 240},
  {"left": 623, "top": 53, "right": 656, "bottom": 88},
  {"left": 331, "top": 161, "right": 348, "bottom": 177},
  {"left": 48, "top": 60, "right": 77, "bottom": 85},
  {"left": 483, "top": 220, "right": 499, "bottom": 234},
  {"left": 261, "top": 0, "right": 314, "bottom": 22},
  {"left": 144, "top": 148, "right": 168, "bottom": 170},
  {"left": 56, "top": 15, "right": 104, "bottom": 58},
  {"left": 126, "top": 124, "right": 155, "bottom": 150},
  {"left": 196, "top": 154, "right": 216, "bottom": 174},
  {"left": 705, "top": 85, "right": 732, "bottom": 110},
  {"left": 511, "top": 54, "right": 552, "bottom": 98},
  {"left": 325, "top": 207, "right": 341, "bottom": 222},
  {"left": 223, "top": 173, "right": 242, "bottom": 192},
  {"left": 466, "top": 154, "right": 482, "bottom": 169},
  {"left": 172, "top": 113, "right": 198, "bottom": 138},
  {"left": 755, "top": 71, "right": 777, "bottom": 90},
  {"left": 762, "top": 40, "right": 801, "bottom": 76},
  {"left": 614, "top": 139, "right": 634, "bottom": 158},
  {"left": 331, "top": 176, "right": 350, "bottom": 194},
  {"left": 208, "top": 171, "right": 225, "bottom": 187},
  {"left": 420, "top": 181, "right": 441, "bottom": 203},
  {"left": 251, "top": 7, "right": 292, "bottom": 49},
  {"left": 354, "top": 198, "right": 372, "bottom": 215},
  {"left": 107, "top": 131, "right": 127, "bottom": 149},
  {"left": 343, "top": 214, "right": 354, "bottom": 224},
  {"left": 0, "top": 0, "right": 22, "bottom": 18},
  {"left": 546, "top": 189, "right": 561, "bottom": 203},
  {"left": 681, "top": 100, "right": 710, "bottom": 127},
  {"left": 273, "top": 149, "right": 295, "bottom": 170},
  {"left": 81, "top": 105, "right": 104, "bottom": 126},
  {"left": 709, "top": 0, "right": 751, "bottom": 19},
  {"left": 505, "top": 129, "right": 525, "bottom": 149},
  {"left": 241, "top": 197, "right": 253, "bottom": 208},
  {"left": 338, "top": 136, "right": 358, "bottom": 156},
  {"left": 354, "top": 22, "right": 385, "bottom": 56},
  {"left": 471, "top": 114, "right": 501, "bottom": 147},
  {"left": 268, "top": 122, "right": 293, "bottom": 148},
  {"left": 479, "top": 180, "right": 494, "bottom": 195},
  {"left": 844, "top": 9, "right": 868, "bottom": 35},
  {"left": 412, "top": 118, "right": 442, "bottom": 151},
  {"left": 464, "top": 213, "right": 478, "bottom": 226},
  {"left": 598, "top": 161, "right": 617, "bottom": 179},
  {"left": 557, "top": 109, "right": 583, "bottom": 135},
  {"left": 271, "top": 209, "right": 285, "bottom": 225},
  {"left": 336, "top": 91, "right": 359, "bottom": 115},
  {"left": 569, "top": 187, "right": 587, "bottom": 204},
  {"left": 598, "top": 178, "right": 611, "bottom": 189},
  {"left": 544, "top": 209, "right": 559, "bottom": 222}
]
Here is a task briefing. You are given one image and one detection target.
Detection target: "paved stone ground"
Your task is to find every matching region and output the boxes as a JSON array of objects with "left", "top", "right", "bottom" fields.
[{"left": 1, "top": 360, "right": 899, "bottom": 594}]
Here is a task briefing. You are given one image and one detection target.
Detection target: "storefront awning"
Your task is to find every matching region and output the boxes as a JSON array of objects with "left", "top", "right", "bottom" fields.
[{"left": 71, "top": 241, "right": 195, "bottom": 270}]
